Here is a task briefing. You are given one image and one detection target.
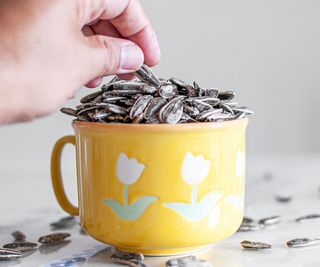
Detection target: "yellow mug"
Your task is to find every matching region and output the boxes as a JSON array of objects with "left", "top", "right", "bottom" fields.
[{"left": 51, "top": 119, "right": 248, "bottom": 255}]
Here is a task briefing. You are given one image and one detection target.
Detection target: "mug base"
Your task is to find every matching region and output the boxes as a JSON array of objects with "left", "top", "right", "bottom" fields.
[{"left": 116, "top": 244, "right": 210, "bottom": 256}]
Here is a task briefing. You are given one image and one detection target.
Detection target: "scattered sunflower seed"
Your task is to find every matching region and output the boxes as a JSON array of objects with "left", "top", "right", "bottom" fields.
[
  {"left": 111, "top": 251, "right": 145, "bottom": 267},
  {"left": 3, "top": 242, "right": 38, "bottom": 252},
  {"left": 166, "top": 255, "right": 213, "bottom": 267},
  {"left": 296, "top": 214, "right": 320, "bottom": 223},
  {"left": 287, "top": 238, "right": 320, "bottom": 248},
  {"left": 0, "top": 248, "right": 21, "bottom": 260},
  {"left": 274, "top": 194, "right": 292, "bottom": 203},
  {"left": 237, "top": 222, "right": 261, "bottom": 232},
  {"left": 241, "top": 240, "right": 272, "bottom": 250},
  {"left": 11, "top": 231, "right": 26, "bottom": 242},
  {"left": 50, "top": 216, "right": 78, "bottom": 229},
  {"left": 242, "top": 217, "right": 255, "bottom": 224},
  {"left": 38, "top": 233, "right": 71, "bottom": 245},
  {"left": 258, "top": 216, "right": 281, "bottom": 226}
]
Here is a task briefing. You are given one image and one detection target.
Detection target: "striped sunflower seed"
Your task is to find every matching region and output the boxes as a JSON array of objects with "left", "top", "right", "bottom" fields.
[
  {"left": 241, "top": 240, "right": 272, "bottom": 250},
  {"left": 38, "top": 233, "right": 70, "bottom": 245},
  {"left": 287, "top": 238, "right": 320, "bottom": 248}
]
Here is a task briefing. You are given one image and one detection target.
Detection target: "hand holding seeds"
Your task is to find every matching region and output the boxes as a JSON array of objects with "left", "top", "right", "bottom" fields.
[{"left": 0, "top": 0, "right": 160, "bottom": 124}]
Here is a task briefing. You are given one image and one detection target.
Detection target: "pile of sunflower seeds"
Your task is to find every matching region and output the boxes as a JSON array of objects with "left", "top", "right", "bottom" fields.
[{"left": 61, "top": 64, "right": 252, "bottom": 124}]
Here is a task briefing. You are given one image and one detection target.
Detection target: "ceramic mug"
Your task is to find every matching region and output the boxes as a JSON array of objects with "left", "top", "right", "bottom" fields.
[{"left": 51, "top": 118, "right": 248, "bottom": 255}]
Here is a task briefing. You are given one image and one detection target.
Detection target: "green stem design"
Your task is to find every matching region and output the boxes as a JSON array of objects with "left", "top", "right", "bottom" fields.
[
  {"left": 191, "top": 186, "right": 198, "bottom": 205},
  {"left": 124, "top": 185, "right": 129, "bottom": 206}
]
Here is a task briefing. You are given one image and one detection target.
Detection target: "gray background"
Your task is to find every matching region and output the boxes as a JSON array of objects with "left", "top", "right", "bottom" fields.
[{"left": 1, "top": 0, "right": 320, "bottom": 173}]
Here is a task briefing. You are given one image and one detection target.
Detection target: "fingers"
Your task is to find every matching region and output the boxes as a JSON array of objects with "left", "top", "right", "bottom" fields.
[
  {"left": 80, "top": 0, "right": 161, "bottom": 67},
  {"left": 109, "top": 0, "right": 161, "bottom": 66},
  {"left": 81, "top": 35, "right": 144, "bottom": 85}
]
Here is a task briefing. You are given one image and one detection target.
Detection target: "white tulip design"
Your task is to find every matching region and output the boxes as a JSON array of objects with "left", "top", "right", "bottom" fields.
[
  {"left": 104, "top": 153, "right": 157, "bottom": 221},
  {"left": 236, "top": 150, "right": 245, "bottom": 177},
  {"left": 117, "top": 153, "right": 145, "bottom": 185},
  {"left": 182, "top": 152, "right": 211, "bottom": 185}
]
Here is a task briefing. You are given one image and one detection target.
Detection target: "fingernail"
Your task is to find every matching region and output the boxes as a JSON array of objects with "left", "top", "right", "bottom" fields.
[{"left": 120, "top": 45, "right": 144, "bottom": 71}]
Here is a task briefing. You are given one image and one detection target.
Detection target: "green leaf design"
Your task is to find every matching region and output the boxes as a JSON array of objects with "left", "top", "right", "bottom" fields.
[
  {"left": 164, "top": 191, "right": 222, "bottom": 221},
  {"left": 104, "top": 196, "right": 157, "bottom": 221}
]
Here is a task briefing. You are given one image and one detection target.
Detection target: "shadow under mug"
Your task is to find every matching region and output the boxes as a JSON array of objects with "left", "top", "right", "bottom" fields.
[{"left": 51, "top": 119, "right": 248, "bottom": 255}]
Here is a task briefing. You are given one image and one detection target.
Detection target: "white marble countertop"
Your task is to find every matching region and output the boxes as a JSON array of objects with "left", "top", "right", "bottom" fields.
[{"left": 1, "top": 154, "right": 320, "bottom": 267}]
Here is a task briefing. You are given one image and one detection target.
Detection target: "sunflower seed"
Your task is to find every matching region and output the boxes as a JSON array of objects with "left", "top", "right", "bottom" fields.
[
  {"left": 183, "top": 104, "right": 200, "bottom": 117},
  {"left": 80, "top": 91, "right": 103, "bottom": 103},
  {"left": 274, "top": 194, "right": 292, "bottom": 203},
  {"left": 159, "top": 97, "right": 184, "bottom": 124},
  {"left": 135, "top": 64, "right": 161, "bottom": 88},
  {"left": 60, "top": 108, "right": 77, "bottom": 117},
  {"left": 38, "top": 233, "right": 70, "bottom": 244},
  {"left": 50, "top": 216, "right": 78, "bottom": 229},
  {"left": 233, "top": 107, "right": 254, "bottom": 115},
  {"left": 111, "top": 251, "right": 144, "bottom": 263},
  {"left": 206, "top": 112, "right": 234, "bottom": 122},
  {"left": 166, "top": 255, "right": 212, "bottom": 267},
  {"left": 241, "top": 240, "right": 272, "bottom": 250},
  {"left": 169, "top": 77, "right": 187, "bottom": 88},
  {"left": 192, "top": 100, "right": 213, "bottom": 112},
  {"left": 103, "top": 89, "right": 142, "bottom": 97},
  {"left": 3, "top": 242, "right": 38, "bottom": 252},
  {"left": 205, "top": 88, "right": 219, "bottom": 97},
  {"left": 196, "top": 109, "right": 223, "bottom": 121},
  {"left": 237, "top": 222, "right": 261, "bottom": 232},
  {"left": 11, "top": 231, "right": 26, "bottom": 242},
  {"left": 159, "top": 83, "right": 179, "bottom": 98},
  {"left": 143, "top": 97, "right": 167, "bottom": 119},
  {"left": 76, "top": 106, "right": 97, "bottom": 116},
  {"left": 220, "top": 103, "right": 234, "bottom": 115},
  {"left": 0, "top": 248, "right": 21, "bottom": 260},
  {"left": 141, "top": 84, "right": 158, "bottom": 94},
  {"left": 129, "top": 95, "right": 153, "bottom": 119},
  {"left": 103, "top": 96, "right": 127, "bottom": 103},
  {"left": 218, "top": 91, "right": 236, "bottom": 100},
  {"left": 287, "top": 238, "right": 320, "bottom": 248},
  {"left": 113, "top": 81, "right": 144, "bottom": 90},
  {"left": 104, "top": 104, "right": 127, "bottom": 115},
  {"left": 296, "top": 214, "right": 320, "bottom": 223},
  {"left": 242, "top": 217, "right": 254, "bottom": 224},
  {"left": 258, "top": 216, "right": 281, "bottom": 226},
  {"left": 110, "top": 251, "right": 145, "bottom": 266}
]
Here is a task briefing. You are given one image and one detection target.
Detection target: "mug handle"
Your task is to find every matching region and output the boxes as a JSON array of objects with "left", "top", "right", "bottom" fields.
[{"left": 51, "top": 135, "right": 79, "bottom": 216}]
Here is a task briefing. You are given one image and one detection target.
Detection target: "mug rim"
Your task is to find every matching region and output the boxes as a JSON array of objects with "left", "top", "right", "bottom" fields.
[{"left": 73, "top": 117, "right": 248, "bottom": 132}]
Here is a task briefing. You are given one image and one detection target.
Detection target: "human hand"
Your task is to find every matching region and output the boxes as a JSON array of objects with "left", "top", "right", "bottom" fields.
[{"left": 0, "top": 0, "right": 160, "bottom": 124}]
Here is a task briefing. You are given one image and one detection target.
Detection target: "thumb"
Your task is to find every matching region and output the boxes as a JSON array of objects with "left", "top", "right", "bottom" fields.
[{"left": 82, "top": 35, "right": 144, "bottom": 82}]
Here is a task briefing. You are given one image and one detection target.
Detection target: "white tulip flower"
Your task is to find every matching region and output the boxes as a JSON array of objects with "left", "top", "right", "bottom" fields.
[
  {"left": 181, "top": 152, "right": 211, "bottom": 185},
  {"left": 116, "top": 153, "right": 145, "bottom": 185}
]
